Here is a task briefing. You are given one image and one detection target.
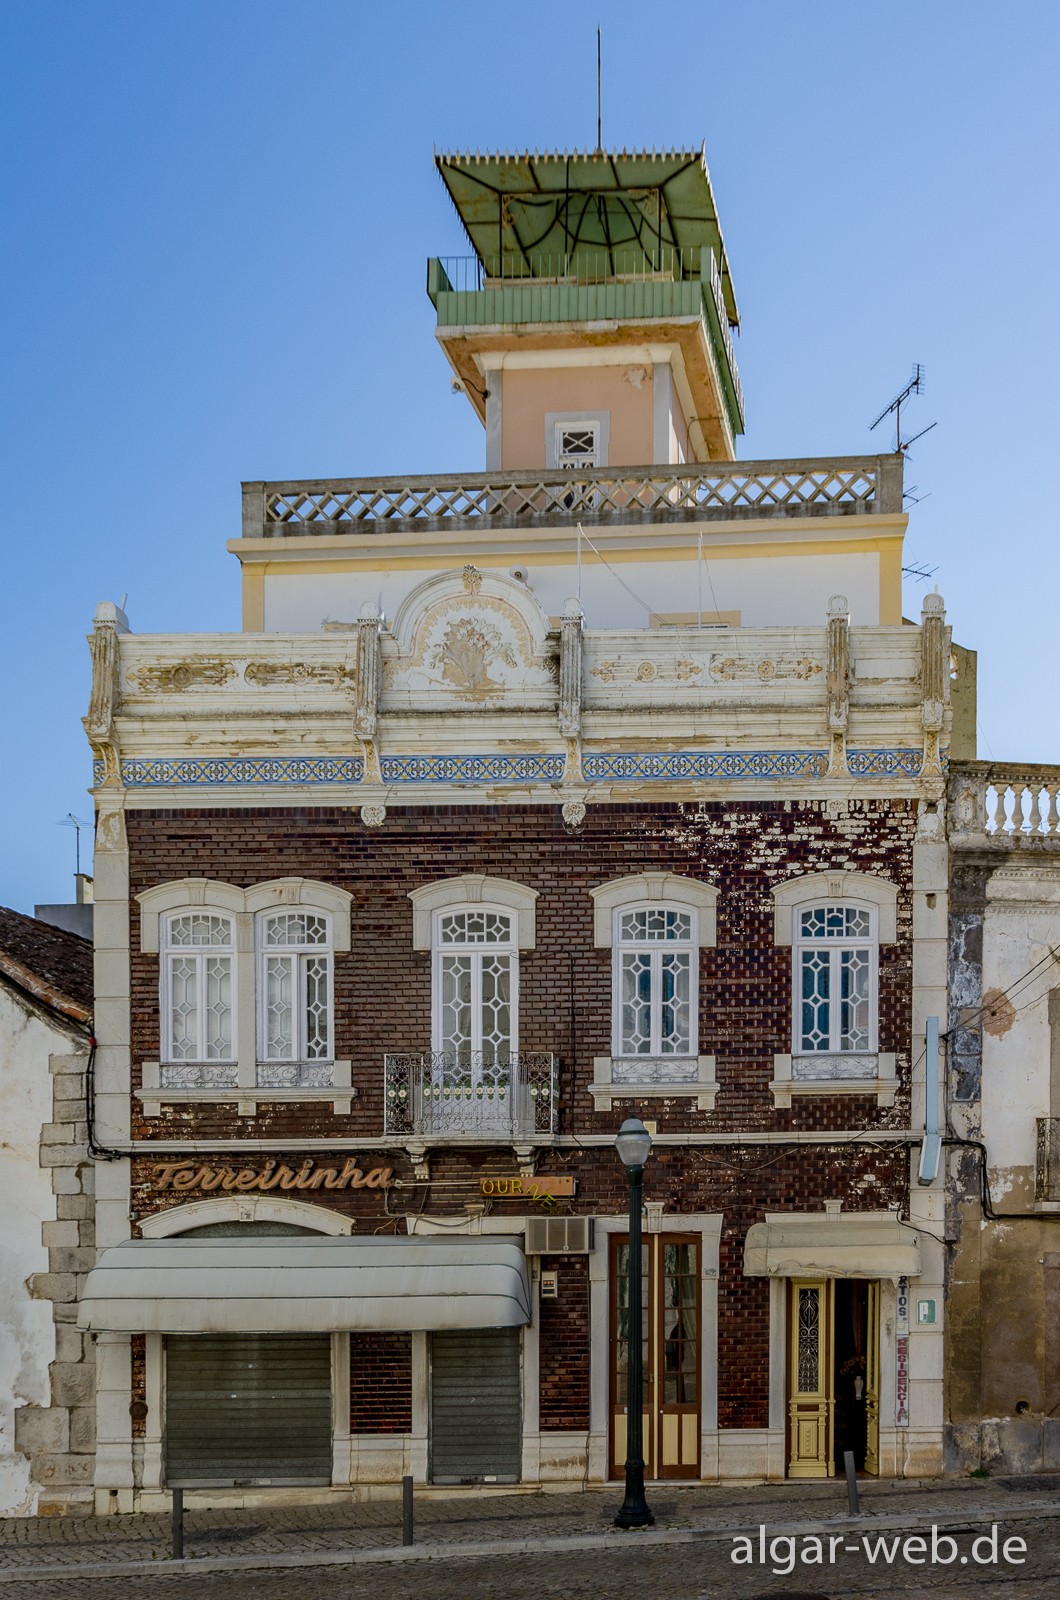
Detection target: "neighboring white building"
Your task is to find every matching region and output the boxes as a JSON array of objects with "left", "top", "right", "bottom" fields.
[
  {"left": 945, "top": 767, "right": 1060, "bottom": 1473},
  {"left": 0, "top": 907, "right": 94, "bottom": 1514}
]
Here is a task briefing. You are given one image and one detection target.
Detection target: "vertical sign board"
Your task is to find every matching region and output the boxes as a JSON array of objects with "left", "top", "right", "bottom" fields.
[{"left": 895, "top": 1275, "right": 910, "bottom": 1427}]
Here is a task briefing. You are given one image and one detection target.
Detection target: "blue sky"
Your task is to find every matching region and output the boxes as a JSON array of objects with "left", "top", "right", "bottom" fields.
[{"left": 2, "top": 0, "right": 1057, "bottom": 914}]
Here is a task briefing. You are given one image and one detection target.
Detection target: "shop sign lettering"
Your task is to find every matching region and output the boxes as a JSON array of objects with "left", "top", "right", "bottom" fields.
[
  {"left": 480, "top": 1175, "right": 575, "bottom": 1199},
  {"left": 150, "top": 1158, "right": 393, "bottom": 1194}
]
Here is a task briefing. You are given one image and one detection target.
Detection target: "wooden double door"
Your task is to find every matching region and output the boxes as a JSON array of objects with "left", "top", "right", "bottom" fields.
[
  {"left": 787, "top": 1278, "right": 880, "bottom": 1478},
  {"left": 609, "top": 1234, "right": 700, "bottom": 1479}
]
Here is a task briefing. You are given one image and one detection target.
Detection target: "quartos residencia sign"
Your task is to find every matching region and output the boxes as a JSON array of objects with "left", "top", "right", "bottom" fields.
[{"left": 149, "top": 1159, "right": 393, "bottom": 1193}]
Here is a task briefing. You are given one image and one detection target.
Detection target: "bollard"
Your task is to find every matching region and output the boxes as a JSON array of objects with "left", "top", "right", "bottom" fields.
[
  {"left": 171, "top": 1486, "right": 184, "bottom": 1560},
  {"left": 843, "top": 1450, "right": 860, "bottom": 1516},
  {"left": 402, "top": 1474, "right": 414, "bottom": 1546}
]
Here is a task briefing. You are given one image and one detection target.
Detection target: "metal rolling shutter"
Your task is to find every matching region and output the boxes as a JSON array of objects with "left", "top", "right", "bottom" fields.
[
  {"left": 430, "top": 1328, "right": 521, "bottom": 1484},
  {"left": 165, "top": 1334, "right": 332, "bottom": 1486}
]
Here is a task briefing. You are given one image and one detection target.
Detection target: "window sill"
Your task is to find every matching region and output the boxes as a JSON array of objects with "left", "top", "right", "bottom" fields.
[
  {"left": 139, "top": 1061, "right": 354, "bottom": 1117},
  {"left": 591, "top": 1056, "right": 718, "bottom": 1112},
  {"left": 771, "top": 1053, "right": 896, "bottom": 1110}
]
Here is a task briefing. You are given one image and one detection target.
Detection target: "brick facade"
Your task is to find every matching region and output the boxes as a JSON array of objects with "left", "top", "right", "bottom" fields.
[{"left": 125, "top": 796, "right": 915, "bottom": 1442}]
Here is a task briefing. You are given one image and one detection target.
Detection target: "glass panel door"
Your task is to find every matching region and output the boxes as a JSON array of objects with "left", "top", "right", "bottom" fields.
[{"left": 610, "top": 1234, "right": 700, "bottom": 1480}]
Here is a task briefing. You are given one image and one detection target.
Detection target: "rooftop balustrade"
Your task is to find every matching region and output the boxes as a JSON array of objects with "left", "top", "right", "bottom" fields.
[
  {"left": 242, "top": 454, "right": 903, "bottom": 540},
  {"left": 949, "top": 765, "right": 1060, "bottom": 850}
]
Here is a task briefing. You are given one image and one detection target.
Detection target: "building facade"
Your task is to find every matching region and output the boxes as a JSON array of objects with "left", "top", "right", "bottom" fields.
[
  {"left": 77, "top": 148, "right": 961, "bottom": 1508},
  {"left": 0, "top": 907, "right": 94, "bottom": 1513},
  {"left": 945, "top": 763, "right": 1060, "bottom": 1474}
]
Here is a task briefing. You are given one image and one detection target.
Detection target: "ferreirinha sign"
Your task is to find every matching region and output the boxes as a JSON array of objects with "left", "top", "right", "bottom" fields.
[{"left": 149, "top": 1159, "right": 393, "bottom": 1193}]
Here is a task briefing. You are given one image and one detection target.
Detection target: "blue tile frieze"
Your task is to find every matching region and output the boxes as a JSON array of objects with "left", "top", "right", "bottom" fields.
[{"left": 97, "top": 747, "right": 944, "bottom": 789}]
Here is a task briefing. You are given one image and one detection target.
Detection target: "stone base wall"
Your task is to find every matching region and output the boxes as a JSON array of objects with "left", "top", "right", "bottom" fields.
[{"left": 14, "top": 1050, "right": 96, "bottom": 1514}]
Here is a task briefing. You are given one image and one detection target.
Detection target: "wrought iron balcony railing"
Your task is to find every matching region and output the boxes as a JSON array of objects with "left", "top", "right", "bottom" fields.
[
  {"left": 383, "top": 1052, "right": 559, "bottom": 1139},
  {"left": 1037, "top": 1118, "right": 1060, "bottom": 1201}
]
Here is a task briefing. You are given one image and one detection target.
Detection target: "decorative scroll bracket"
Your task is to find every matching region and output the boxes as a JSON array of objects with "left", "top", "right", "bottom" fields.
[
  {"left": 84, "top": 600, "right": 129, "bottom": 789},
  {"left": 920, "top": 591, "right": 947, "bottom": 779},
  {"left": 825, "top": 594, "right": 849, "bottom": 777}
]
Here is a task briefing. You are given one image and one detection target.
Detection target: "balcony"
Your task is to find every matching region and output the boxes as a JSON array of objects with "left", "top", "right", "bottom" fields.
[
  {"left": 949, "top": 765, "right": 1060, "bottom": 851},
  {"left": 241, "top": 454, "right": 902, "bottom": 541},
  {"left": 383, "top": 1052, "right": 558, "bottom": 1140},
  {"left": 428, "top": 247, "right": 744, "bottom": 439},
  {"left": 1036, "top": 1119, "right": 1060, "bottom": 1201}
]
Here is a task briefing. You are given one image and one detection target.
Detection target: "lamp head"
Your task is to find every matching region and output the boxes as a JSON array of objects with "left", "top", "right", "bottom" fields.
[{"left": 615, "top": 1116, "right": 652, "bottom": 1171}]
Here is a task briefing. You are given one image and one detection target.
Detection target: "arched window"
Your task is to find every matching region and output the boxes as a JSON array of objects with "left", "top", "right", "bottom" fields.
[
  {"left": 794, "top": 903, "right": 876, "bottom": 1055},
  {"left": 434, "top": 906, "right": 516, "bottom": 1065},
  {"left": 258, "top": 909, "right": 333, "bottom": 1065},
  {"left": 161, "top": 911, "right": 235, "bottom": 1066},
  {"left": 615, "top": 905, "right": 696, "bottom": 1059}
]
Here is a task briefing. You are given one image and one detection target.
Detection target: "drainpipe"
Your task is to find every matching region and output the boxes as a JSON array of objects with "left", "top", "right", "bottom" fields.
[{"left": 918, "top": 1015, "right": 941, "bottom": 1184}]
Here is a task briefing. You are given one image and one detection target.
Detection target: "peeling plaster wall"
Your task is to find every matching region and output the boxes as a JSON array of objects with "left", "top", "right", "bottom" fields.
[
  {"left": 0, "top": 991, "right": 58, "bottom": 1513},
  {"left": 945, "top": 852, "right": 1060, "bottom": 1473}
]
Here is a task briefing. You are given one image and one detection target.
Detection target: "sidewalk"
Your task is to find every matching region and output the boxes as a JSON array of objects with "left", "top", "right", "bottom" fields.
[{"left": 1, "top": 1473, "right": 1058, "bottom": 1580}]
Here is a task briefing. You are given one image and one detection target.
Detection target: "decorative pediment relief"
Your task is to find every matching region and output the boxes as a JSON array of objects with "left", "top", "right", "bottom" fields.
[{"left": 385, "top": 568, "right": 554, "bottom": 701}]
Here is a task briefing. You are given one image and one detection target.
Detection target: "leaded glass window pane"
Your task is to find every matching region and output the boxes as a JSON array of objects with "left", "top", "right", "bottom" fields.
[
  {"left": 615, "top": 905, "right": 696, "bottom": 1057},
  {"left": 800, "top": 949, "right": 831, "bottom": 1052},
  {"left": 795, "top": 903, "right": 875, "bottom": 1054},
  {"left": 618, "top": 908, "right": 693, "bottom": 943},
  {"left": 258, "top": 911, "right": 333, "bottom": 1063},
  {"left": 797, "top": 1287, "right": 821, "bottom": 1393},
  {"left": 264, "top": 912, "right": 327, "bottom": 946},
  {"left": 438, "top": 910, "right": 512, "bottom": 945},
  {"left": 620, "top": 951, "right": 653, "bottom": 1054},
  {"left": 660, "top": 951, "right": 691, "bottom": 1054},
  {"left": 163, "top": 913, "right": 234, "bottom": 1064}
]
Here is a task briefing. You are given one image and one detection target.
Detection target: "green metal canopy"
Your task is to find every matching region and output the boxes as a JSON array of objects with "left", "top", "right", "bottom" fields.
[{"left": 435, "top": 147, "right": 739, "bottom": 326}]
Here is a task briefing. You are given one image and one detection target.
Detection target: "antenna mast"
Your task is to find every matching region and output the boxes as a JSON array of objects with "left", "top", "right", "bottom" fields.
[
  {"left": 869, "top": 363, "right": 936, "bottom": 453},
  {"left": 596, "top": 27, "right": 602, "bottom": 151}
]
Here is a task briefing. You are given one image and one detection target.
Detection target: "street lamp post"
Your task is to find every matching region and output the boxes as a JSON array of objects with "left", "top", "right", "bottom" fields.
[{"left": 614, "top": 1115, "right": 655, "bottom": 1529}]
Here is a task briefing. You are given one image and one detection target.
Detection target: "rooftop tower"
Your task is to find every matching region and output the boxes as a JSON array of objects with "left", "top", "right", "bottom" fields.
[{"left": 429, "top": 148, "right": 743, "bottom": 468}]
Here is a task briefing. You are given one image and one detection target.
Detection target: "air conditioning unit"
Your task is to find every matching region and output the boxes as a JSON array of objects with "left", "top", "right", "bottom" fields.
[{"left": 525, "top": 1216, "right": 594, "bottom": 1255}]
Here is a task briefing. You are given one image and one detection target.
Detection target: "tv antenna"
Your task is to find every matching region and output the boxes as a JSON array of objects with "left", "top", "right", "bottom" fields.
[
  {"left": 869, "top": 364, "right": 937, "bottom": 453},
  {"left": 58, "top": 812, "right": 91, "bottom": 877},
  {"left": 596, "top": 27, "right": 602, "bottom": 151}
]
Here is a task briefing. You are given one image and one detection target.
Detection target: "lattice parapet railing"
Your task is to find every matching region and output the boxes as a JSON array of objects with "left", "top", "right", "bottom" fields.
[
  {"left": 383, "top": 1052, "right": 558, "bottom": 1138},
  {"left": 950, "top": 764, "right": 1060, "bottom": 845},
  {"left": 243, "top": 456, "right": 902, "bottom": 538},
  {"left": 1037, "top": 1118, "right": 1060, "bottom": 1201}
]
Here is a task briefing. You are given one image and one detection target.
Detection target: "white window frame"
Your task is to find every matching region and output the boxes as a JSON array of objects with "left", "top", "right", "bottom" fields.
[
  {"left": 159, "top": 909, "right": 236, "bottom": 1068},
  {"left": 770, "top": 871, "right": 898, "bottom": 1109},
  {"left": 589, "top": 872, "right": 718, "bottom": 1111},
  {"left": 612, "top": 902, "right": 698, "bottom": 1060},
  {"left": 136, "top": 877, "right": 353, "bottom": 1116},
  {"left": 256, "top": 907, "right": 334, "bottom": 1067},
  {"left": 544, "top": 410, "right": 610, "bottom": 470},
  {"left": 792, "top": 902, "right": 878, "bottom": 1056},
  {"left": 430, "top": 904, "right": 519, "bottom": 1060}
]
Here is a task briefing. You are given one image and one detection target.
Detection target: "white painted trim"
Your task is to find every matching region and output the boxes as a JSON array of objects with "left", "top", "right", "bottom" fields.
[
  {"left": 590, "top": 872, "right": 718, "bottom": 948},
  {"left": 590, "top": 1055, "right": 718, "bottom": 1112},
  {"left": 143, "top": 1331, "right": 164, "bottom": 1490},
  {"left": 409, "top": 874, "right": 538, "bottom": 950},
  {"left": 652, "top": 362, "right": 673, "bottom": 464},
  {"left": 138, "top": 1196, "right": 355, "bottom": 1236},
  {"left": 138, "top": 880, "right": 247, "bottom": 951},
  {"left": 139, "top": 878, "right": 352, "bottom": 953},
  {"left": 478, "top": 345, "right": 678, "bottom": 373},
  {"left": 485, "top": 366, "right": 502, "bottom": 471},
  {"left": 545, "top": 412, "right": 609, "bottom": 470},
  {"left": 332, "top": 1331, "right": 351, "bottom": 1484},
  {"left": 771, "top": 871, "right": 898, "bottom": 945},
  {"left": 770, "top": 1052, "right": 896, "bottom": 1109}
]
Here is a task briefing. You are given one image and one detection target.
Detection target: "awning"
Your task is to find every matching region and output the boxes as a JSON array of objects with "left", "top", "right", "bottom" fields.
[
  {"left": 743, "top": 1216, "right": 921, "bottom": 1281},
  {"left": 78, "top": 1236, "right": 531, "bottom": 1334}
]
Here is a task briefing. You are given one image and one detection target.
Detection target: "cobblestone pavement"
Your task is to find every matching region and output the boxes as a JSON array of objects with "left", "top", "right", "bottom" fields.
[
  {"left": 0, "top": 1522, "right": 1057, "bottom": 1600},
  {"left": 1, "top": 1476, "right": 1059, "bottom": 1599}
]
